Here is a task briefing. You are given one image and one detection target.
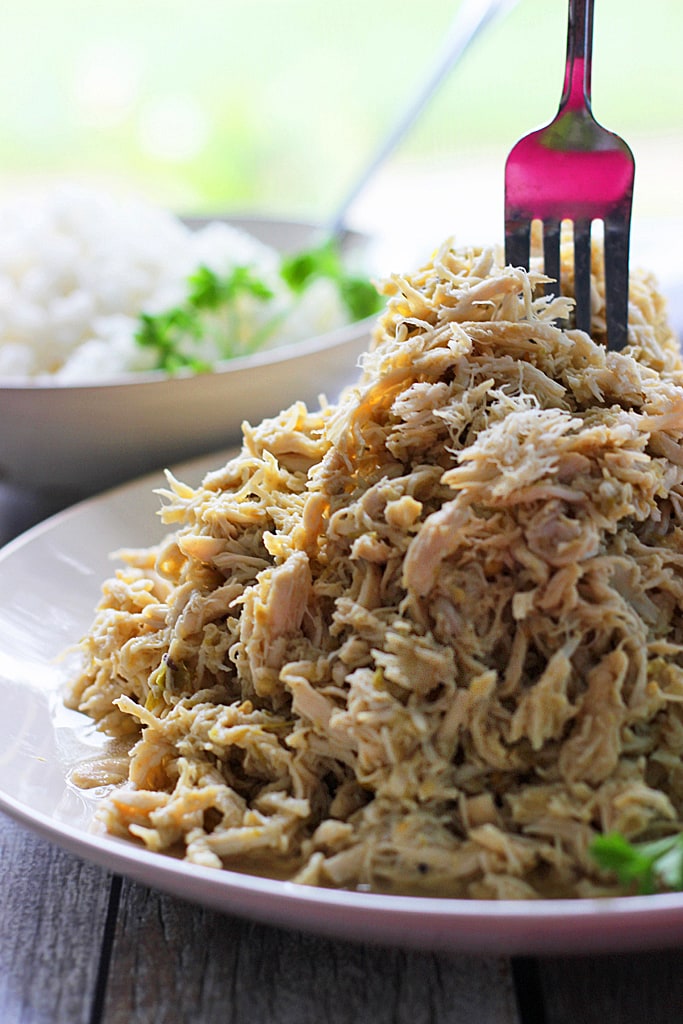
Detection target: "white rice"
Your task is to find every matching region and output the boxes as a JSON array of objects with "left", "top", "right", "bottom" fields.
[{"left": 0, "top": 184, "right": 348, "bottom": 382}]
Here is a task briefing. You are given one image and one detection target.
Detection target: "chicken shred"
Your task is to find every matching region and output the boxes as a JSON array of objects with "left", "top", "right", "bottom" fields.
[{"left": 66, "top": 237, "right": 683, "bottom": 898}]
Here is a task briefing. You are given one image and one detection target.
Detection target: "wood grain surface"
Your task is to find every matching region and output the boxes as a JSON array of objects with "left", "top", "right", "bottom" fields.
[
  {"left": 100, "top": 879, "right": 520, "bottom": 1024},
  {"left": 0, "top": 815, "right": 111, "bottom": 1024},
  {"left": 4, "top": 804, "right": 683, "bottom": 1023}
]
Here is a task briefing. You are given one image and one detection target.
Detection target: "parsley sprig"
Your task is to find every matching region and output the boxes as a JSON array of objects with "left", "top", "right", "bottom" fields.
[
  {"left": 135, "top": 264, "right": 276, "bottom": 372},
  {"left": 135, "top": 238, "right": 381, "bottom": 374},
  {"left": 589, "top": 832, "right": 683, "bottom": 895},
  {"left": 280, "top": 238, "right": 381, "bottom": 322}
]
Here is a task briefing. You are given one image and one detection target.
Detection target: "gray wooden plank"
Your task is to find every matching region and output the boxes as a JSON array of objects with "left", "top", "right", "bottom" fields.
[
  {"left": 101, "top": 879, "right": 520, "bottom": 1024},
  {"left": 539, "top": 951, "right": 683, "bottom": 1024},
  {"left": 0, "top": 812, "right": 113, "bottom": 1024}
]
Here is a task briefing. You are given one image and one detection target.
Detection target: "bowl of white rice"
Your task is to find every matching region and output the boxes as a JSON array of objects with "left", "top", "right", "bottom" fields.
[{"left": 0, "top": 185, "right": 378, "bottom": 500}]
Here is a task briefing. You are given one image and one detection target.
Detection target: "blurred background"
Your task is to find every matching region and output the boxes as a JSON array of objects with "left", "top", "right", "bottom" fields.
[{"left": 1, "top": 0, "right": 682, "bottom": 262}]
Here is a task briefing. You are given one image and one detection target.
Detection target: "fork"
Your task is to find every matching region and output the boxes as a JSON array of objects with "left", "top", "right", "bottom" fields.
[{"left": 504, "top": 0, "right": 635, "bottom": 349}]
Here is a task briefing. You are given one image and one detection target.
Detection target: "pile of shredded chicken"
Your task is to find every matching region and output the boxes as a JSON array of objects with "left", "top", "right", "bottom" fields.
[{"left": 67, "top": 237, "right": 683, "bottom": 899}]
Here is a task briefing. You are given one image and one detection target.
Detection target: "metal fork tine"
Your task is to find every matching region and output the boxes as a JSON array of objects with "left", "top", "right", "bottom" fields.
[
  {"left": 542, "top": 219, "right": 561, "bottom": 298},
  {"left": 573, "top": 218, "right": 592, "bottom": 333},
  {"left": 603, "top": 211, "right": 631, "bottom": 351},
  {"left": 504, "top": 0, "right": 634, "bottom": 349},
  {"left": 505, "top": 222, "right": 531, "bottom": 271}
]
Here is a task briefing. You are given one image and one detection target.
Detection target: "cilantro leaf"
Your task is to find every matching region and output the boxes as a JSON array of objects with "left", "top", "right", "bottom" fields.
[
  {"left": 281, "top": 238, "right": 381, "bottom": 320},
  {"left": 188, "top": 264, "right": 274, "bottom": 309},
  {"left": 135, "top": 263, "right": 275, "bottom": 372},
  {"left": 134, "top": 239, "right": 380, "bottom": 374},
  {"left": 135, "top": 309, "right": 209, "bottom": 373},
  {"left": 589, "top": 832, "right": 683, "bottom": 895},
  {"left": 339, "top": 275, "right": 382, "bottom": 321},
  {"left": 280, "top": 239, "right": 342, "bottom": 292}
]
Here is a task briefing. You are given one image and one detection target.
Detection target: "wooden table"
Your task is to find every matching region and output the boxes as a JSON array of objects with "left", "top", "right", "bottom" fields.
[{"left": 1, "top": 482, "right": 682, "bottom": 1024}]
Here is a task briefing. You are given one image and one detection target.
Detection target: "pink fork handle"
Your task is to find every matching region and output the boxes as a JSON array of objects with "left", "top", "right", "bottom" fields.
[{"left": 561, "top": 0, "right": 594, "bottom": 113}]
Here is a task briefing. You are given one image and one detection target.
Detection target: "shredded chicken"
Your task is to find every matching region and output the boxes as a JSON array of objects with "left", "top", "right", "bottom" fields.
[{"left": 66, "top": 237, "right": 683, "bottom": 898}]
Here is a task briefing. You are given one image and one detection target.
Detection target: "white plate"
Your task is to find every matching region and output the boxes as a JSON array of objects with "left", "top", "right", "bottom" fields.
[{"left": 2, "top": 452, "right": 683, "bottom": 956}]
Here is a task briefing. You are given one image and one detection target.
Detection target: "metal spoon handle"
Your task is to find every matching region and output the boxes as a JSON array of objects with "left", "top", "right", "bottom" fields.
[{"left": 328, "top": 0, "right": 520, "bottom": 237}]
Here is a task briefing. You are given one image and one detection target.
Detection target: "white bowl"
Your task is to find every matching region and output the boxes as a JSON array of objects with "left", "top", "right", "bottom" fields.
[{"left": 0, "top": 217, "right": 375, "bottom": 501}]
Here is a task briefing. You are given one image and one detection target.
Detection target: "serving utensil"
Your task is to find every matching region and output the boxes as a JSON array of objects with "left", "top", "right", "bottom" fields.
[
  {"left": 504, "top": 0, "right": 635, "bottom": 349},
  {"left": 330, "top": 0, "right": 519, "bottom": 237}
]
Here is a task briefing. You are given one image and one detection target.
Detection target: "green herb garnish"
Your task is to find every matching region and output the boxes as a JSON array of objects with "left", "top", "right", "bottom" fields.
[
  {"left": 188, "top": 264, "right": 274, "bottom": 309},
  {"left": 589, "top": 831, "right": 683, "bottom": 894},
  {"left": 135, "top": 264, "right": 276, "bottom": 373},
  {"left": 280, "top": 239, "right": 342, "bottom": 292},
  {"left": 135, "top": 239, "right": 380, "bottom": 375},
  {"left": 136, "top": 308, "right": 209, "bottom": 373},
  {"left": 280, "top": 237, "right": 382, "bottom": 321}
]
